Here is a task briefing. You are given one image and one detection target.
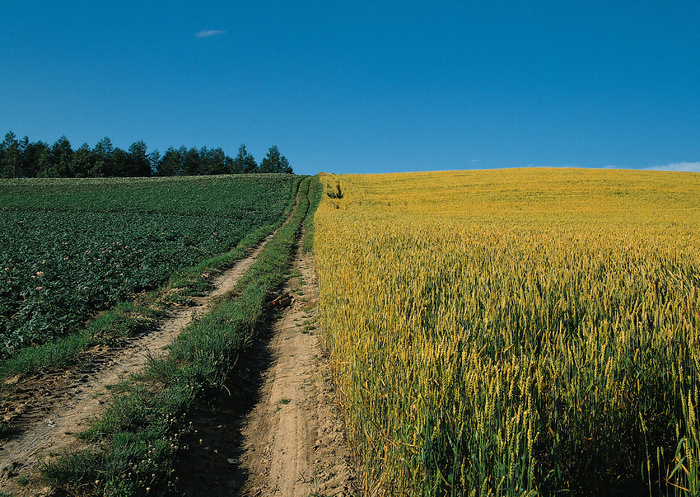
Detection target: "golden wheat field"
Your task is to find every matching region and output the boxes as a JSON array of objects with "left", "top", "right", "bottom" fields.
[{"left": 314, "top": 168, "right": 700, "bottom": 496}]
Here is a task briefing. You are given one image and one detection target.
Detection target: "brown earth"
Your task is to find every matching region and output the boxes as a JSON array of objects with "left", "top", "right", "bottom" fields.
[
  {"left": 0, "top": 234, "right": 272, "bottom": 496},
  {"left": 171, "top": 240, "right": 359, "bottom": 496},
  {"left": 0, "top": 222, "right": 359, "bottom": 496}
]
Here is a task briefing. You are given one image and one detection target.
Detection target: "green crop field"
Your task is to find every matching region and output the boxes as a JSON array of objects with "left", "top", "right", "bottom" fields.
[{"left": 0, "top": 174, "right": 298, "bottom": 360}]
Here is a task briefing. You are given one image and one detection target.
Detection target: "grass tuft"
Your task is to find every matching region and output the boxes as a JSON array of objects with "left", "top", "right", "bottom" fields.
[{"left": 43, "top": 176, "right": 319, "bottom": 495}]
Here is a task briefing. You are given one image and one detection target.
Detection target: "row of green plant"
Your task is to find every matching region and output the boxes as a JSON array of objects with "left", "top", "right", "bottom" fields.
[
  {"left": 0, "top": 175, "right": 300, "bottom": 383},
  {"left": 42, "top": 176, "right": 319, "bottom": 496},
  {"left": 0, "top": 220, "right": 274, "bottom": 386},
  {"left": 0, "top": 174, "right": 295, "bottom": 215},
  {"left": 302, "top": 175, "right": 323, "bottom": 254},
  {"left": 0, "top": 175, "right": 298, "bottom": 360}
]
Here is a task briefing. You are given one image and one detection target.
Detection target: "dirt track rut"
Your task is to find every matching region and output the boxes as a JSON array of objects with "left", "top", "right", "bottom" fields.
[
  {"left": 1, "top": 189, "right": 358, "bottom": 496},
  {"left": 0, "top": 235, "right": 272, "bottom": 496},
  {"left": 236, "top": 245, "right": 358, "bottom": 497}
]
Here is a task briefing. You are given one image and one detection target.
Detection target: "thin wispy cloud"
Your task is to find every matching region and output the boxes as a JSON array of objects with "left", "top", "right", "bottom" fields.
[
  {"left": 648, "top": 162, "right": 700, "bottom": 172},
  {"left": 195, "top": 30, "right": 226, "bottom": 38}
]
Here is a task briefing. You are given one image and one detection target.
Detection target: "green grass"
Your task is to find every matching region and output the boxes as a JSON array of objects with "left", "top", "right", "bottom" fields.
[
  {"left": 302, "top": 175, "right": 323, "bottom": 254},
  {"left": 43, "top": 176, "right": 320, "bottom": 496}
]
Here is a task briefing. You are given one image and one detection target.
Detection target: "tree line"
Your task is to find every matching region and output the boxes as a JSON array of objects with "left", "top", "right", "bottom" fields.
[{"left": 0, "top": 131, "right": 293, "bottom": 178}]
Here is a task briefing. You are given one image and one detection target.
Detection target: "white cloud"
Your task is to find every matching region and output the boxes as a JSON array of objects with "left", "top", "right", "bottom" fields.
[
  {"left": 195, "top": 30, "right": 226, "bottom": 38},
  {"left": 648, "top": 162, "right": 700, "bottom": 172}
]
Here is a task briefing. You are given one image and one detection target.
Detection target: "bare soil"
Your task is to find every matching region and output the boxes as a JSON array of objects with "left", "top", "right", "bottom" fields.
[
  {"left": 171, "top": 242, "right": 359, "bottom": 496},
  {"left": 0, "top": 235, "right": 270, "bottom": 496},
  {"left": 0, "top": 228, "right": 358, "bottom": 496}
]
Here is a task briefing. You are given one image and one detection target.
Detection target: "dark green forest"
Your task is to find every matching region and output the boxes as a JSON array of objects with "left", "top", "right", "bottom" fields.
[{"left": 0, "top": 131, "right": 293, "bottom": 178}]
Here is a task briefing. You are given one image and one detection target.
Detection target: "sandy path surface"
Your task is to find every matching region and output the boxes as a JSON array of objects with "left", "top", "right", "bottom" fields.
[
  {"left": 236, "top": 246, "right": 358, "bottom": 497},
  {"left": 1, "top": 186, "right": 359, "bottom": 496},
  {"left": 0, "top": 234, "right": 273, "bottom": 497},
  {"left": 170, "top": 240, "right": 358, "bottom": 496}
]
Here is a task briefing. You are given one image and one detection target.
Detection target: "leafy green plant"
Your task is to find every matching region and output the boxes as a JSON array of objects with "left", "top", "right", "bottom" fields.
[
  {"left": 43, "top": 176, "right": 319, "bottom": 496},
  {"left": 0, "top": 174, "right": 298, "bottom": 361}
]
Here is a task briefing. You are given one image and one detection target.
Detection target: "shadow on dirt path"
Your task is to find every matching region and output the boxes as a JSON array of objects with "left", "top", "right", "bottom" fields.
[
  {"left": 171, "top": 237, "right": 359, "bottom": 497},
  {"left": 0, "top": 233, "right": 276, "bottom": 497}
]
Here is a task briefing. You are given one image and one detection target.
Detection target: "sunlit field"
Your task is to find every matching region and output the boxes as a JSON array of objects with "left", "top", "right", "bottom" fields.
[
  {"left": 314, "top": 168, "right": 700, "bottom": 496},
  {"left": 0, "top": 174, "right": 297, "bottom": 360}
]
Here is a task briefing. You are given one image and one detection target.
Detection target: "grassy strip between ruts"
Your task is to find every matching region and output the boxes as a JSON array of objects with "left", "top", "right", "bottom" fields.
[
  {"left": 42, "top": 176, "right": 317, "bottom": 496},
  {"left": 302, "top": 174, "right": 323, "bottom": 255},
  {"left": 0, "top": 177, "right": 303, "bottom": 386}
]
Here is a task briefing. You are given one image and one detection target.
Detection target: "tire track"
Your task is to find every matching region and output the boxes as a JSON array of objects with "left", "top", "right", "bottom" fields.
[{"left": 0, "top": 230, "right": 279, "bottom": 496}]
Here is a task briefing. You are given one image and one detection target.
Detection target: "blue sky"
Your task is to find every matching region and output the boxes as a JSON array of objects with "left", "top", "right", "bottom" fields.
[{"left": 2, "top": 1, "right": 699, "bottom": 175}]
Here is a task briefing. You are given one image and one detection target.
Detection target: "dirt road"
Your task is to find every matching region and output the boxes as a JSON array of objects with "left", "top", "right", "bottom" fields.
[
  {"left": 171, "top": 239, "right": 358, "bottom": 496},
  {"left": 236, "top": 244, "right": 357, "bottom": 497},
  {"left": 1, "top": 222, "right": 358, "bottom": 496},
  {"left": 0, "top": 233, "right": 270, "bottom": 496}
]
